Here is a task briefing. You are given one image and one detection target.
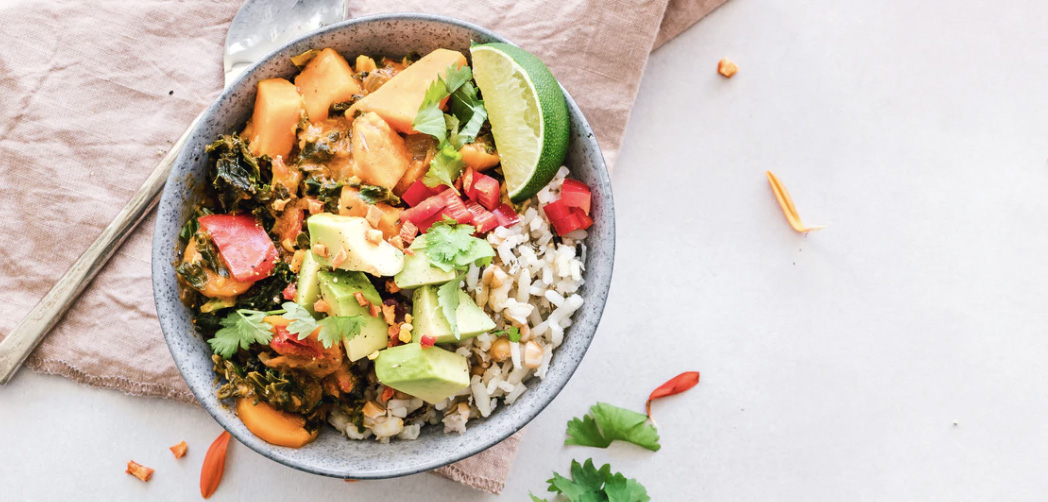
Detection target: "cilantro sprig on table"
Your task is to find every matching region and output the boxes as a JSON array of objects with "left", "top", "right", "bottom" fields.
[
  {"left": 565, "top": 402, "right": 661, "bottom": 452},
  {"left": 208, "top": 302, "right": 366, "bottom": 358},
  {"left": 412, "top": 64, "right": 488, "bottom": 191},
  {"left": 530, "top": 459, "right": 650, "bottom": 502}
]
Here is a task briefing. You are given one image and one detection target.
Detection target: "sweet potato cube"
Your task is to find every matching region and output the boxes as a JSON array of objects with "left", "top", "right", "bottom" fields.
[
  {"left": 349, "top": 49, "right": 467, "bottom": 134},
  {"left": 244, "top": 78, "right": 304, "bottom": 159},
  {"left": 351, "top": 112, "right": 411, "bottom": 188},
  {"left": 295, "top": 48, "right": 361, "bottom": 122}
]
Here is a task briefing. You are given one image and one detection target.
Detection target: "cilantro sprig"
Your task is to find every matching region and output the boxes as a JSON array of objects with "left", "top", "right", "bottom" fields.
[
  {"left": 565, "top": 402, "right": 661, "bottom": 452},
  {"left": 530, "top": 459, "right": 650, "bottom": 502},
  {"left": 412, "top": 64, "right": 488, "bottom": 191},
  {"left": 208, "top": 309, "right": 276, "bottom": 358},
  {"left": 281, "top": 301, "right": 365, "bottom": 349},
  {"left": 424, "top": 220, "right": 495, "bottom": 273},
  {"left": 493, "top": 326, "right": 522, "bottom": 343}
]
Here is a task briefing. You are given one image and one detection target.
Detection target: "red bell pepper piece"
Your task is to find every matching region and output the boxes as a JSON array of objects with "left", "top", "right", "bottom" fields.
[
  {"left": 401, "top": 193, "right": 448, "bottom": 224},
  {"left": 560, "top": 179, "right": 592, "bottom": 215},
  {"left": 282, "top": 282, "right": 297, "bottom": 301},
  {"left": 269, "top": 325, "right": 325, "bottom": 359},
  {"left": 492, "top": 203, "right": 521, "bottom": 228},
  {"left": 402, "top": 180, "right": 438, "bottom": 207},
  {"left": 198, "top": 214, "right": 278, "bottom": 282},
  {"left": 440, "top": 190, "right": 473, "bottom": 224},
  {"left": 471, "top": 174, "right": 501, "bottom": 210},
  {"left": 542, "top": 199, "right": 585, "bottom": 236},
  {"left": 465, "top": 200, "right": 498, "bottom": 234}
]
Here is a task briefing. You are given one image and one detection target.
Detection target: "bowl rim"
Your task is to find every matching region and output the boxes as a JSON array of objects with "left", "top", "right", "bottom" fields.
[{"left": 153, "top": 12, "right": 615, "bottom": 479}]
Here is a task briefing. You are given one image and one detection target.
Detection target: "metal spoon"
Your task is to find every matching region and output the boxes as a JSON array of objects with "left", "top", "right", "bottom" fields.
[{"left": 0, "top": 0, "right": 348, "bottom": 385}]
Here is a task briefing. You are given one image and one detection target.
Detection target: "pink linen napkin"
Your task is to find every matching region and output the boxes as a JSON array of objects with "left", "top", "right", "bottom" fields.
[{"left": 0, "top": 0, "right": 724, "bottom": 493}]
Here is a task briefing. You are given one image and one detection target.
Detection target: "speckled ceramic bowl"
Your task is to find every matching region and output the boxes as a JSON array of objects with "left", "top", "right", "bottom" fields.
[{"left": 152, "top": 13, "right": 614, "bottom": 479}]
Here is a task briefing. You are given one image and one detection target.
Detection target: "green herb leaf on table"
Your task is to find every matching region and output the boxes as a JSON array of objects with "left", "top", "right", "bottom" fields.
[
  {"left": 437, "top": 277, "right": 464, "bottom": 339},
  {"left": 316, "top": 315, "right": 366, "bottom": 348},
  {"left": 208, "top": 309, "right": 274, "bottom": 358},
  {"left": 531, "top": 459, "right": 650, "bottom": 502},
  {"left": 423, "top": 221, "right": 495, "bottom": 272},
  {"left": 565, "top": 402, "right": 661, "bottom": 452}
]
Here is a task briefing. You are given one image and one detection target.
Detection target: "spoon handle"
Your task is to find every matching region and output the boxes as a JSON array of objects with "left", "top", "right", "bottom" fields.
[{"left": 0, "top": 115, "right": 200, "bottom": 385}]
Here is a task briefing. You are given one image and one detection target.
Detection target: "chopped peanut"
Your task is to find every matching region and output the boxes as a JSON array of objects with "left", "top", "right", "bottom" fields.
[
  {"left": 368, "top": 303, "right": 380, "bottom": 317},
  {"left": 312, "top": 243, "right": 328, "bottom": 258},
  {"left": 389, "top": 236, "right": 405, "bottom": 250},
  {"left": 717, "top": 58, "right": 738, "bottom": 78},
  {"left": 126, "top": 461, "right": 154, "bottom": 482},
  {"left": 313, "top": 298, "right": 331, "bottom": 313},
  {"left": 523, "top": 340, "right": 544, "bottom": 369},
  {"left": 385, "top": 280, "right": 401, "bottom": 294},
  {"left": 281, "top": 238, "right": 295, "bottom": 253},
  {"left": 330, "top": 249, "right": 347, "bottom": 269},
  {"left": 289, "top": 249, "right": 306, "bottom": 273},
  {"left": 365, "top": 206, "right": 383, "bottom": 228},
  {"left": 365, "top": 228, "right": 383, "bottom": 244},
  {"left": 367, "top": 350, "right": 380, "bottom": 360},
  {"left": 490, "top": 337, "right": 511, "bottom": 363},
  {"left": 362, "top": 400, "right": 386, "bottom": 419},
  {"left": 272, "top": 198, "right": 290, "bottom": 212},
  {"left": 381, "top": 303, "right": 396, "bottom": 325},
  {"left": 305, "top": 197, "right": 324, "bottom": 214},
  {"left": 169, "top": 441, "right": 188, "bottom": 459},
  {"left": 353, "top": 292, "right": 367, "bottom": 307}
]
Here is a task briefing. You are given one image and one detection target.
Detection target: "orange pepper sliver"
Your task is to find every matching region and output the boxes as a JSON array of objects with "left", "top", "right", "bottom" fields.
[{"left": 765, "top": 171, "right": 825, "bottom": 233}]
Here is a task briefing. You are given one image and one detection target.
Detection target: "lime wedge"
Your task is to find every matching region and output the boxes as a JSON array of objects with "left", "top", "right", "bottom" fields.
[{"left": 470, "top": 43, "right": 570, "bottom": 202}]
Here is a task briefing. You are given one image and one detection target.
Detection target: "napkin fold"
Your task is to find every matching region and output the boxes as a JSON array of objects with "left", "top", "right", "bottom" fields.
[{"left": 0, "top": 0, "right": 723, "bottom": 494}]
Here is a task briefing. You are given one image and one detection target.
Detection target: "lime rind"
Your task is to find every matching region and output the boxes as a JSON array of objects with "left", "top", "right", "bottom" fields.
[{"left": 470, "top": 43, "right": 569, "bottom": 201}]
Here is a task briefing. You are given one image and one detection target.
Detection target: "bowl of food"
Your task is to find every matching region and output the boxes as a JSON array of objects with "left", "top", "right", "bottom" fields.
[{"left": 152, "top": 13, "right": 613, "bottom": 478}]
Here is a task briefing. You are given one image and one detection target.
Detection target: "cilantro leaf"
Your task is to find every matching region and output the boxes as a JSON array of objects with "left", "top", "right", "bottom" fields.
[
  {"left": 565, "top": 402, "right": 661, "bottom": 452},
  {"left": 316, "top": 315, "right": 365, "bottom": 348},
  {"left": 412, "top": 78, "right": 449, "bottom": 141},
  {"left": 443, "top": 64, "right": 473, "bottom": 93},
  {"left": 422, "top": 140, "right": 466, "bottom": 191},
  {"left": 423, "top": 220, "right": 495, "bottom": 272},
  {"left": 541, "top": 459, "right": 650, "bottom": 502},
  {"left": 437, "top": 277, "right": 463, "bottom": 339},
  {"left": 493, "top": 326, "right": 522, "bottom": 343},
  {"left": 208, "top": 309, "right": 274, "bottom": 358},
  {"left": 449, "top": 80, "right": 487, "bottom": 144},
  {"left": 281, "top": 301, "right": 318, "bottom": 339}
]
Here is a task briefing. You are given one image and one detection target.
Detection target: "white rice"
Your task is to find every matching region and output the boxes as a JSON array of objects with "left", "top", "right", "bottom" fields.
[{"left": 330, "top": 166, "right": 587, "bottom": 440}]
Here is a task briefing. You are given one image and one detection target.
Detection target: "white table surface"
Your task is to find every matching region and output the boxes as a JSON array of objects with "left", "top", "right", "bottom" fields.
[{"left": 5, "top": 0, "right": 1048, "bottom": 499}]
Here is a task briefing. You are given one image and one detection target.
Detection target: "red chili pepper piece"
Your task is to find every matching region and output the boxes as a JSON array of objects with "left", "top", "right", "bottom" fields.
[
  {"left": 282, "top": 282, "right": 297, "bottom": 301},
  {"left": 198, "top": 214, "right": 279, "bottom": 282},
  {"left": 646, "top": 371, "right": 700, "bottom": 418},
  {"left": 381, "top": 386, "right": 395, "bottom": 402},
  {"left": 420, "top": 335, "right": 436, "bottom": 348}
]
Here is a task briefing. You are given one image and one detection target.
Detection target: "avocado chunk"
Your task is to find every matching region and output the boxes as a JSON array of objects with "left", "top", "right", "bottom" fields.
[
  {"left": 412, "top": 285, "right": 496, "bottom": 344},
  {"left": 375, "top": 343, "right": 469, "bottom": 404},
  {"left": 307, "top": 213, "right": 404, "bottom": 277},
  {"left": 393, "top": 235, "right": 458, "bottom": 289},
  {"left": 295, "top": 251, "right": 323, "bottom": 312},
  {"left": 317, "top": 270, "right": 390, "bottom": 361}
]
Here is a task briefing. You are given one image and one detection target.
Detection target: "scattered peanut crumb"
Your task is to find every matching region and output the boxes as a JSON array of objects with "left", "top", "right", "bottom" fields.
[
  {"left": 389, "top": 235, "right": 405, "bottom": 250},
  {"left": 365, "top": 206, "right": 383, "bottom": 228},
  {"left": 366, "top": 350, "right": 380, "bottom": 360},
  {"left": 305, "top": 198, "right": 324, "bottom": 214},
  {"left": 353, "top": 291, "right": 368, "bottom": 307},
  {"left": 385, "top": 280, "right": 401, "bottom": 294},
  {"left": 169, "top": 441, "right": 188, "bottom": 459},
  {"left": 717, "top": 58, "right": 738, "bottom": 78},
  {"left": 126, "top": 461, "right": 155, "bottom": 482},
  {"left": 365, "top": 228, "right": 383, "bottom": 244},
  {"left": 311, "top": 243, "right": 328, "bottom": 258},
  {"left": 368, "top": 303, "right": 380, "bottom": 317},
  {"left": 381, "top": 303, "right": 396, "bottom": 325},
  {"left": 313, "top": 298, "right": 331, "bottom": 313},
  {"left": 330, "top": 249, "right": 347, "bottom": 269}
]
